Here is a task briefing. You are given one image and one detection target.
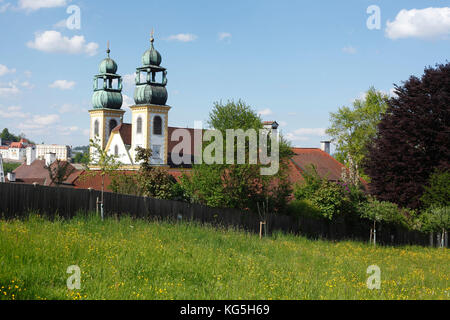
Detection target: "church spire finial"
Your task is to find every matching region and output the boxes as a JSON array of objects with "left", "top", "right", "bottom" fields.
[
  {"left": 106, "top": 40, "right": 110, "bottom": 57},
  {"left": 150, "top": 28, "right": 155, "bottom": 44}
]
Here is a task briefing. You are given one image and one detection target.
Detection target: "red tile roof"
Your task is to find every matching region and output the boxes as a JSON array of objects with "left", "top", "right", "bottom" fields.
[
  {"left": 9, "top": 142, "right": 25, "bottom": 149},
  {"left": 290, "top": 148, "right": 346, "bottom": 181},
  {"left": 112, "top": 123, "right": 203, "bottom": 159},
  {"left": 12, "top": 160, "right": 82, "bottom": 186}
]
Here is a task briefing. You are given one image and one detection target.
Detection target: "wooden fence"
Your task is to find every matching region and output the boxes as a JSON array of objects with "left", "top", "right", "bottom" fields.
[{"left": 0, "top": 183, "right": 446, "bottom": 247}]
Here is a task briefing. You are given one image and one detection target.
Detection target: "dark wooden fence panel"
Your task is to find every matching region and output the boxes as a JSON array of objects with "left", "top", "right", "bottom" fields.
[{"left": 0, "top": 183, "right": 444, "bottom": 247}]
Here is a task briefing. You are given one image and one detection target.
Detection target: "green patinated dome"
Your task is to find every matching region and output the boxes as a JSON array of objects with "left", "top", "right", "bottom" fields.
[
  {"left": 92, "top": 90, "right": 123, "bottom": 109},
  {"left": 134, "top": 84, "right": 168, "bottom": 105},
  {"left": 134, "top": 35, "right": 168, "bottom": 106},
  {"left": 142, "top": 42, "right": 162, "bottom": 67},
  {"left": 99, "top": 57, "right": 118, "bottom": 74},
  {"left": 92, "top": 46, "right": 123, "bottom": 110}
]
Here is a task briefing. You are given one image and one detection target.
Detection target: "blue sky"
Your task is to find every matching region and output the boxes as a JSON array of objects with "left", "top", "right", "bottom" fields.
[{"left": 1, "top": 0, "right": 449, "bottom": 148}]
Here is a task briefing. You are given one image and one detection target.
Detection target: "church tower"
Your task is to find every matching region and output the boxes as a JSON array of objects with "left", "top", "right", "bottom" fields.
[
  {"left": 89, "top": 44, "right": 125, "bottom": 156},
  {"left": 130, "top": 32, "right": 171, "bottom": 165}
]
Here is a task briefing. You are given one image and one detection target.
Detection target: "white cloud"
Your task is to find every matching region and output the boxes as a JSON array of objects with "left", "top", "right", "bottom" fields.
[
  {"left": 389, "top": 88, "right": 398, "bottom": 97},
  {"left": 27, "top": 31, "right": 99, "bottom": 56},
  {"left": 24, "top": 70, "right": 32, "bottom": 78},
  {"left": 165, "top": 33, "right": 197, "bottom": 42},
  {"left": 286, "top": 128, "right": 327, "bottom": 144},
  {"left": 258, "top": 108, "right": 273, "bottom": 116},
  {"left": 342, "top": 46, "right": 357, "bottom": 54},
  {"left": 0, "top": 106, "right": 28, "bottom": 118},
  {"left": 122, "top": 73, "right": 135, "bottom": 87},
  {"left": 18, "top": 114, "right": 60, "bottom": 130},
  {"left": 0, "top": 82, "right": 20, "bottom": 96},
  {"left": 0, "top": 64, "right": 16, "bottom": 76},
  {"left": 292, "top": 128, "right": 326, "bottom": 136},
  {"left": 20, "top": 81, "right": 34, "bottom": 89},
  {"left": 49, "top": 80, "right": 76, "bottom": 90},
  {"left": 53, "top": 19, "right": 68, "bottom": 29},
  {"left": 218, "top": 32, "right": 232, "bottom": 42},
  {"left": 285, "top": 133, "right": 309, "bottom": 142},
  {"left": 58, "top": 103, "right": 77, "bottom": 114},
  {"left": 122, "top": 94, "right": 135, "bottom": 110},
  {"left": 386, "top": 7, "right": 450, "bottom": 40},
  {"left": 0, "top": 1, "right": 11, "bottom": 13},
  {"left": 18, "top": 0, "right": 68, "bottom": 11}
]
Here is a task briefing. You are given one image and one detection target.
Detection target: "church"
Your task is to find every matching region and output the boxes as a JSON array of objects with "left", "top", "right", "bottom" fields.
[{"left": 89, "top": 34, "right": 177, "bottom": 169}]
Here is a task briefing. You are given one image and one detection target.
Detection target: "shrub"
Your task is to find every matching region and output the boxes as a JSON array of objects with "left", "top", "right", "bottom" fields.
[
  {"left": 287, "top": 199, "right": 322, "bottom": 219},
  {"left": 310, "top": 180, "right": 351, "bottom": 220},
  {"left": 420, "top": 206, "right": 450, "bottom": 233},
  {"left": 358, "top": 198, "right": 402, "bottom": 225},
  {"left": 421, "top": 170, "right": 450, "bottom": 209},
  {"left": 293, "top": 165, "right": 323, "bottom": 201}
]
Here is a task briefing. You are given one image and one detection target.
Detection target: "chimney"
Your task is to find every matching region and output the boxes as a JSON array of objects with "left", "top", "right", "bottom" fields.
[
  {"left": 321, "top": 141, "right": 331, "bottom": 154},
  {"left": 26, "top": 146, "right": 36, "bottom": 166},
  {"left": 7, "top": 172, "right": 16, "bottom": 182},
  {"left": 45, "top": 153, "right": 57, "bottom": 166}
]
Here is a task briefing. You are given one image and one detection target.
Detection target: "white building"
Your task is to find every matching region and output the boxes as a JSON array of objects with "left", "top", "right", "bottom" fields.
[
  {"left": 0, "top": 139, "right": 29, "bottom": 162},
  {"left": 36, "top": 145, "right": 71, "bottom": 161}
]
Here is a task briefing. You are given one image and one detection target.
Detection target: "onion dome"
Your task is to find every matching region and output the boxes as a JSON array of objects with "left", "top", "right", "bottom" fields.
[
  {"left": 134, "top": 32, "right": 168, "bottom": 106},
  {"left": 142, "top": 38, "right": 162, "bottom": 67},
  {"left": 99, "top": 49, "right": 118, "bottom": 74},
  {"left": 92, "top": 43, "right": 123, "bottom": 110}
]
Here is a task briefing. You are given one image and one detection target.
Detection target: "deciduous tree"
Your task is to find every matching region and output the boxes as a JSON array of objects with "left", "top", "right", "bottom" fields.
[{"left": 364, "top": 63, "right": 450, "bottom": 209}]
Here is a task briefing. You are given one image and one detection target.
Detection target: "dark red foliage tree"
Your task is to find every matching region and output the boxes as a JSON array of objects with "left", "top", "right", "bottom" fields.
[{"left": 364, "top": 63, "right": 450, "bottom": 209}]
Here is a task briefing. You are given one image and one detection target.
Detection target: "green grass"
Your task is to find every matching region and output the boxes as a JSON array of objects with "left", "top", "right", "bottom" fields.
[{"left": 0, "top": 214, "right": 448, "bottom": 300}]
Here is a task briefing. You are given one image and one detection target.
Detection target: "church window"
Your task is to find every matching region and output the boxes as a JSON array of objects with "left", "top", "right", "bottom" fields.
[
  {"left": 153, "top": 116, "right": 162, "bottom": 135},
  {"left": 114, "top": 145, "right": 119, "bottom": 157},
  {"left": 94, "top": 120, "right": 99, "bottom": 136},
  {"left": 109, "top": 119, "right": 118, "bottom": 135},
  {"left": 137, "top": 117, "right": 142, "bottom": 134}
]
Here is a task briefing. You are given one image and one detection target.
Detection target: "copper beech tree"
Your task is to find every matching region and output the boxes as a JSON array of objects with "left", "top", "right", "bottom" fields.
[{"left": 364, "top": 63, "right": 450, "bottom": 209}]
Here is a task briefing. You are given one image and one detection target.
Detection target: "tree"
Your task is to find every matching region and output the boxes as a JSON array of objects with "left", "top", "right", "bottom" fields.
[
  {"left": 134, "top": 146, "right": 179, "bottom": 199},
  {"left": 421, "top": 170, "right": 450, "bottom": 209},
  {"left": 73, "top": 152, "right": 90, "bottom": 165},
  {"left": 326, "top": 87, "right": 389, "bottom": 180},
  {"left": 364, "top": 63, "right": 450, "bottom": 209},
  {"left": 85, "top": 138, "right": 122, "bottom": 220},
  {"left": 420, "top": 206, "right": 450, "bottom": 248},
  {"left": 181, "top": 99, "right": 292, "bottom": 213},
  {"left": 1, "top": 128, "right": 20, "bottom": 142},
  {"left": 358, "top": 198, "right": 402, "bottom": 246},
  {"left": 46, "top": 160, "right": 75, "bottom": 187}
]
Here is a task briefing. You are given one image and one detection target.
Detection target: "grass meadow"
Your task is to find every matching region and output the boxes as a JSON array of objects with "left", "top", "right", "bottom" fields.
[{"left": 0, "top": 214, "right": 448, "bottom": 300}]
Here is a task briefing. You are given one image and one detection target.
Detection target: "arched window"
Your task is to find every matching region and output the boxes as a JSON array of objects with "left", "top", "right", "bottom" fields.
[
  {"left": 114, "top": 145, "right": 119, "bottom": 157},
  {"left": 109, "top": 119, "right": 118, "bottom": 135},
  {"left": 153, "top": 116, "right": 162, "bottom": 135},
  {"left": 137, "top": 117, "right": 142, "bottom": 134},
  {"left": 94, "top": 120, "right": 99, "bottom": 136}
]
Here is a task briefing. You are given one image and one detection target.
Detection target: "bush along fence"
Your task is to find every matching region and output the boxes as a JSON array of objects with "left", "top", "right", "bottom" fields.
[{"left": 0, "top": 183, "right": 447, "bottom": 247}]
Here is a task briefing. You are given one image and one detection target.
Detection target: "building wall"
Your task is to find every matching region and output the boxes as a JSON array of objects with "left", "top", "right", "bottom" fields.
[
  {"left": 36, "top": 145, "right": 71, "bottom": 161},
  {"left": 8, "top": 148, "right": 26, "bottom": 161},
  {"left": 149, "top": 113, "right": 167, "bottom": 165},
  {"left": 130, "top": 106, "right": 169, "bottom": 166},
  {"left": 107, "top": 132, "right": 132, "bottom": 165}
]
